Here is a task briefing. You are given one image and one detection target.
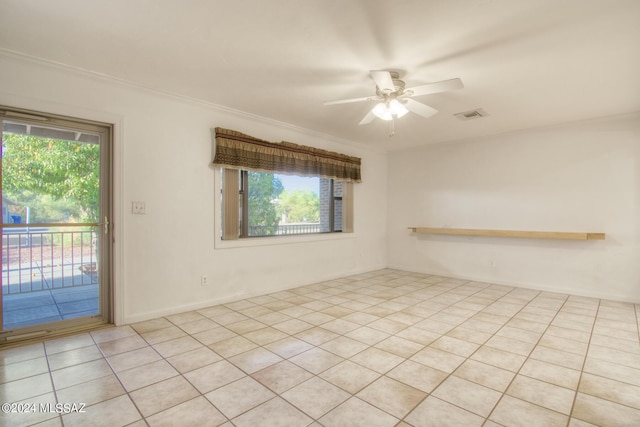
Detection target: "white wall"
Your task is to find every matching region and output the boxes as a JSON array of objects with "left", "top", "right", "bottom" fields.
[
  {"left": 387, "top": 113, "right": 640, "bottom": 303},
  {"left": 0, "top": 53, "right": 388, "bottom": 324}
]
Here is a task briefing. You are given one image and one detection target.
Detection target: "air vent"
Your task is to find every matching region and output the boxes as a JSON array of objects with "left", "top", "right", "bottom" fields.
[{"left": 454, "top": 108, "right": 488, "bottom": 121}]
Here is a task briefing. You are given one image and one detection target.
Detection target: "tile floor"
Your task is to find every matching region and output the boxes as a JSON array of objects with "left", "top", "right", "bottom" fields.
[{"left": 1, "top": 269, "right": 640, "bottom": 427}]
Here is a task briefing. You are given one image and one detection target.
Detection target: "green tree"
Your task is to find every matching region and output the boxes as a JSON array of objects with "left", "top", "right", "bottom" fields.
[
  {"left": 2, "top": 133, "right": 100, "bottom": 222},
  {"left": 277, "top": 190, "right": 319, "bottom": 223},
  {"left": 248, "top": 172, "right": 283, "bottom": 235}
]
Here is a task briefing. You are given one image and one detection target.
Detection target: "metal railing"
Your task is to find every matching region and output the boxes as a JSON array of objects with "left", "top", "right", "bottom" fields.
[
  {"left": 2, "top": 227, "right": 98, "bottom": 295},
  {"left": 248, "top": 223, "right": 322, "bottom": 236}
]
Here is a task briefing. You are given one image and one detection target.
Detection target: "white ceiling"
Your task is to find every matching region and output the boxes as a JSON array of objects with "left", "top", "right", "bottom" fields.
[{"left": 1, "top": 0, "right": 639, "bottom": 150}]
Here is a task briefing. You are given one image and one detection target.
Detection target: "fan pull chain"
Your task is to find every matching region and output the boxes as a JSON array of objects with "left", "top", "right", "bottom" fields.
[{"left": 389, "top": 118, "right": 396, "bottom": 137}]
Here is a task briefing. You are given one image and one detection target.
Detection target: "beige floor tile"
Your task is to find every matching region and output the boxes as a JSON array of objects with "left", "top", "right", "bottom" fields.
[
  {"left": 519, "top": 358, "right": 581, "bottom": 389},
  {"left": 356, "top": 376, "right": 426, "bottom": 418},
  {"left": 289, "top": 347, "right": 343, "bottom": 374},
  {"left": 350, "top": 347, "right": 404, "bottom": 374},
  {"left": 583, "top": 356, "right": 640, "bottom": 387},
  {"left": 568, "top": 417, "right": 599, "bottom": 427},
  {"left": 208, "top": 335, "right": 257, "bottom": 358},
  {"left": 184, "top": 360, "right": 246, "bottom": 394},
  {"left": 321, "top": 318, "right": 362, "bottom": 335},
  {"left": 544, "top": 325, "right": 591, "bottom": 343},
  {"left": 453, "top": 359, "right": 515, "bottom": 392},
  {"left": 387, "top": 360, "right": 447, "bottom": 393},
  {"left": 152, "top": 336, "right": 203, "bottom": 358},
  {"left": 192, "top": 326, "right": 237, "bottom": 346},
  {"left": 505, "top": 317, "right": 550, "bottom": 333},
  {"left": 62, "top": 395, "right": 142, "bottom": 427},
  {"left": 340, "top": 311, "right": 379, "bottom": 325},
  {"left": 579, "top": 372, "right": 640, "bottom": 409},
  {"left": 97, "top": 334, "right": 148, "bottom": 357},
  {"left": 431, "top": 335, "right": 479, "bottom": 357},
  {"left": 0, "top": 372, "right": 53, "bottom": 402},
  {"left": 395, "top": 326, "right": 440, "bottom": 345},
  {"left": 367, "top": 318, "right": 408, "bottom": 334},
  {"left": 232, "top": 397, "right": 312, "bottom": 427},
  {"left": 141, "top": 325, "right": 188, "bottom": 345},
  {"left": 529, "top": 346, "right": 584, "bottom": 370},
  {"left": 282, "top": 376, "right": 350, "bottom": 419},
  {"left": 264, "top": 336, "right": 314, "bottom": 359},
  {"left": 345, "top": 326, "right": 390, "bottom": 345},
  {"left": 205, "top": 376, "right": 275, "bottom": 419},
  {"left": 107, "top": 346, "right": 162, "bottom": 372},
  {"left": 319, "top": 397, "right": 399, "bottom": 427},
  {"left": 146, "top": 396, "right": 227, "bottom": 427},
  {"left": 177, "top": 318, "right": 219, "bottom": 334},
  {"left": 166, "top": 346, "right": 222, "bottom": 373},
  {"left": 374, "top": 336, "right": 423, "bottom": 358},
  {"left": 56, "top": 374, "right": 125, "bottom": 407},
  {"left": 591, "top": 324, "right": 639, "bottom": 341},
  {"left": 432, "top": 376, "right": 502, "bottom": 417},
  {"left": 130, "top": 375, "right": 200, "bottom": 417},
  {"left": 252, "top": 360, "right": 314, "bottom": 394},
  {"left": 44, "top": 334, "right": 94, "bottom": 355},
  {"left": 572, "top": 392, "right": 640, "bottom": 426},
  {"left": 461, "top": 319, "right": 502, "bottom": 335},
  {"left": 590, "top": 333, "right": 640, "bottom": 354},
  {"left": 589, "top": 344, "right": 640, "bottom": 370},
  {"left": 228, "top": 347, "right": 283, "bottom": 374},
  {"left": 0, "top": 356, "right": 49, "bottom": 383},
  {"left": 210, "top": 311, "right": 249, "bottom": 326},
  {"left": 242, "top": 327, "right": 289, "bottom": 346},
  {"left": 507, "top": 374, "right": 575, "bottom": 415},
  {"left": 414, "top": 318, "right": 456, "bottom": 334},
  {"left": 8, "top": 269, "right": 640, "bottom": 427},
  {"left": 196, "top": 304, "right": 233, "bottom": 318},
  {"left": 116, "top": 359, "right": 178, "bottom": 391},
  {"left": 225, "top": 319, "right": 268, "bottom": 335},
  {"left": 0, "top": 392, "right": 58, "bottom": 426},
  {"left": 166, "top": 310, "right": 206, "bottom": 325},
  {"left": 51, "top": 359, "right": 112, "bottom": 390},
  {"left": 490, "top": 395, "right": 568, "bottom": 427},
  {"left": 320, "top": 336, "right": 368, "bottom": 358},
  {"left": 411, "top": 347, "right": 466, "bottom": 373},
  {"left": 131, "top": 318, "right": 173, "bottom": 334},
  {"left": 319, "top": 360, "right": 380, "bottom": 394},
  {"left": 90, "top": 326, "right": 137, "bottom": 344},
  {"left": 539, "top": 334, "right": 589, "bottom": 356},
  {"left": 0, "top": 343, "right": 45, "bottom": 366},
  {"left": 294, "top": 327, "right": 340, "bottom": 346}
]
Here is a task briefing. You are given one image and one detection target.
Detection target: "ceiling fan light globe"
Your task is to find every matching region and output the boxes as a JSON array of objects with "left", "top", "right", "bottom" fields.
[
  {"left": 390, "top": 99, "right": 409, "bottom": 118},
  {"left": 373, "top": 103, "right": 393, "bottom": 121}
]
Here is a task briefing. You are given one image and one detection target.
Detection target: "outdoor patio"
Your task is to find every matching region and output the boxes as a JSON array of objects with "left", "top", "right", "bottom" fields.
[{"left": 2, "top": 228, "right": 100, "bottom": 330}]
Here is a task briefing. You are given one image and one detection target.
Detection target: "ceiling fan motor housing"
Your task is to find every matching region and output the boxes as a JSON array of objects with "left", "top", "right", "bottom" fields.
[{"left": 376, "top": 71, "right": 406, "bottom": 98}]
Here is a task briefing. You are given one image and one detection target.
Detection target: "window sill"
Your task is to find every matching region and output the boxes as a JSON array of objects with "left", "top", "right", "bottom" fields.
[{"left": 214, "top": 232, "right": 356, "bottom": 249}]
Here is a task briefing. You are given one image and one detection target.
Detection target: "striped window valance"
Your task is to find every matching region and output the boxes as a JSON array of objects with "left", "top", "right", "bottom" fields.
[{"left": 213, "top": 127, "right": 361, "bottom": 182}]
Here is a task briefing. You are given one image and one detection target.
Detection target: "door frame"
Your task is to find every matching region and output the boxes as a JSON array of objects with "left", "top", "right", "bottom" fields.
[{"left": 0, "top": 105, "right": 114, "bottom": 343}]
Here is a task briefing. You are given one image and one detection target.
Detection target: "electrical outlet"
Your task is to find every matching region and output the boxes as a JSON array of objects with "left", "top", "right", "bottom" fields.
[
  {"left": 201, "top": 275, "right": 209, "bottom": 286},
  {"left": 132, "top": 201, "right": 146, "bottom": 215}
]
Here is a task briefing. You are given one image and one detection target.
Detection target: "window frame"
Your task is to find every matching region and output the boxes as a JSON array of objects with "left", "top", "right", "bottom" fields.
[{"left": 214, "top": 167, "right": 355, "bottom": 249}]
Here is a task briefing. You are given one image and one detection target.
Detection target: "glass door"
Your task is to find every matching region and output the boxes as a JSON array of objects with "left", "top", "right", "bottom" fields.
[{"left": 0, "top": 108, "right": 112, "bottom": 342}]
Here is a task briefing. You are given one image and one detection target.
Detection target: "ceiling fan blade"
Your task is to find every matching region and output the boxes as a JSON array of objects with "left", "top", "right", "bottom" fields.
[
  {"left": 323, "top": 96, "right": 375, "bottom": 106},
  {"left": 370, "top": 70, "right": 395, "bottom": 93},
  {"left": 406, "top": 78, "right": 464, "bottom": 97},
  {"left": 359, "top": 109, "right": 376, "bottom": 125},
  {"left": 404, "top": 99, "right": 438, "bottom": 118}
]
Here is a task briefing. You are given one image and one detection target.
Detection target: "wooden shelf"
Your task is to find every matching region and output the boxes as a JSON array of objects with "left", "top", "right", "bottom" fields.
[{"left": 408, "top": 227, "right": 605, "bottom": 241}]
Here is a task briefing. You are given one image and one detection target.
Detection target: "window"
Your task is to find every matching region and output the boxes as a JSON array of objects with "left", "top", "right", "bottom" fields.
[
  {"left": 221, "top": 169, "right": 352, "bottom": 239},
  {"left": 213, "top": 127, "right": 359, "bottom": 241}
]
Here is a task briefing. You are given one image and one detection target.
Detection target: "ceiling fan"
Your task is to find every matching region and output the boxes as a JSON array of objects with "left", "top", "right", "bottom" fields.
[{"left": 324, "top": 70, "right": 464, "bottom": 129}]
